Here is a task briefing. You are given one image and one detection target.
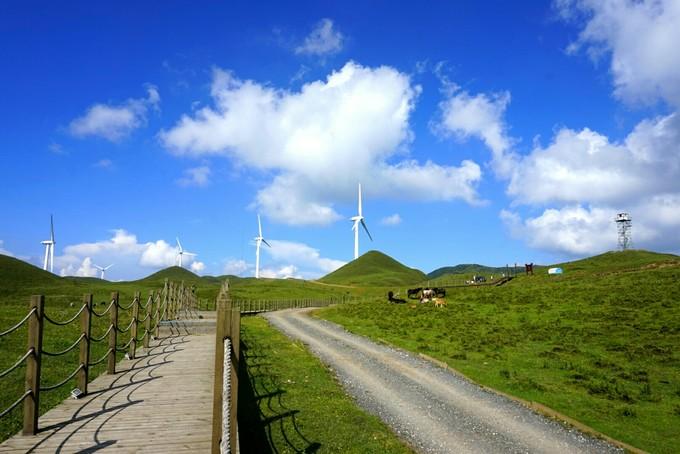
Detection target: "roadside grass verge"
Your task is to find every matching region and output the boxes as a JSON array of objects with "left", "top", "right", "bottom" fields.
[
  {"left": 315, "top": 265, "right": 680, "bottom": 453},
  {"left": 238, "top": 316, "right": 413, "bottom": 454}
]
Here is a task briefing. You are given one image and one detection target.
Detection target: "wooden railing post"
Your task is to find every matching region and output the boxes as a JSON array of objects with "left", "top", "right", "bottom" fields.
[
  {"left": 229, "top": 305, "right": 240, "bottom": 453},
  {"left": 212, "top": 296, "right": 233, "bottom": 453},
  {"left": 129, "top": 292, "right": 140, "bottom": 359},
  {"left": 78, "top": 294, "right": 93, "bottom": 394},
  {"left": 23, "top": 295, "right": 44, "bottom": 435},
  {"left": 108, "top": 292, "right": 119, "bottom": 374},
  {"left": 169, "top": 282, "right": 175, "bottom": 320},
  {"left": 155, "top": 281, "right": 167, "bottom": 338},
  {"left": 144, "top": 292, "right": 153, "bottom": 349}
]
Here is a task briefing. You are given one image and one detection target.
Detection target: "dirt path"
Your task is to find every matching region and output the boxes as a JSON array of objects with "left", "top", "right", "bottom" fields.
[{"left": 263, "top": 309, "right": 622, "bottom": 454}]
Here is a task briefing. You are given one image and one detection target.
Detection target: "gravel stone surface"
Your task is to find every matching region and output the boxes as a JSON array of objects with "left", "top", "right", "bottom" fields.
[{"left": 263, "top": 309, "right": 623, "bottom": 454}]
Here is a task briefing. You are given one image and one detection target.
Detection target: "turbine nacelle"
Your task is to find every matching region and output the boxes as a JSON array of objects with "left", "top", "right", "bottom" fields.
[
  {"left": 94, "top": 263, "right": 114, "bottom": 280},
  {"left": 175, "top": 237, "right": 197, "bottom": 268}
]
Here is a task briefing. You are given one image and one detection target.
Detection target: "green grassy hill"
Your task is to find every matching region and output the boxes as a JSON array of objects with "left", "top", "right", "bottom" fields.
[
  {"left": 427, "top": 264, "right": 510, "bottom": 280},
  {"left": 319, "top": 250, "right": 426, "bottom": 286},
  {"left": 0, "top": 254, "right": 61, "bottom": 290},
  {"left": 555, "top": 249, "right": 679, "bottom": 273},
  {"left": 135, "top": 266, "right": 201, "bottom": 284}
]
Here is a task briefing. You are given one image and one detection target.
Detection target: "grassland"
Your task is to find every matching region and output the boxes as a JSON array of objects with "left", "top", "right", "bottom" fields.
[
  {"left": 316, "top": 250, "right": 680, "bottom": 453},
  {"left": 4, "top": 249, "right": 680, "bottom": 452},
  {"left": 238, "top": 316, "right": 412, "bottom": 453}
]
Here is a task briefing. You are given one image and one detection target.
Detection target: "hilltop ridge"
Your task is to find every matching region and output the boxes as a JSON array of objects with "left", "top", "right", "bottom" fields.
[{"left": 319, "top": 250, "right": 426, "bottom": 286}]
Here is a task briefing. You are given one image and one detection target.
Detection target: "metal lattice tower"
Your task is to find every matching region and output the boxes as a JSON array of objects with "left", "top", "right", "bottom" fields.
[{"left": 615, "top": 212, "right": 632, "bottom": 251}]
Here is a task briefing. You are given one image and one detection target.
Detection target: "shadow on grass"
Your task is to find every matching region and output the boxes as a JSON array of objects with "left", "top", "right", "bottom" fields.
[{"left": 238, "top": 340, "right": 321, "bottom": 454}]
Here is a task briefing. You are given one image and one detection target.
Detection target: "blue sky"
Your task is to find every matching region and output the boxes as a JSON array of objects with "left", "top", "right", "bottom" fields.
[{"left": 2, "top": 0, "right": 679, "bottom": 280}]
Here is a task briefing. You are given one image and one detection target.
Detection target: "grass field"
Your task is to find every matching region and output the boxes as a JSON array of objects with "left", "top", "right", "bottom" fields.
[
  {"left": 316, "top": 250, "right": 680, "bottom": 453},
  {"left": 238, "top": 316, "right": 412, "bottom": 453}
]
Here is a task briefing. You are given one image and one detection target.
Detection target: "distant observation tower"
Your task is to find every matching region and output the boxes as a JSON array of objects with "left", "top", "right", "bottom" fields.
[{"left": 615, "top": 213, "right": 632, "bottom": 251}]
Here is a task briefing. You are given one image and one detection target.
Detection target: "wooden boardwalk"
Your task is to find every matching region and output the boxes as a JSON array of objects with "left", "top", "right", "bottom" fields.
[{"left": 0, "top": 333, "right": 215, "bottom": 453}]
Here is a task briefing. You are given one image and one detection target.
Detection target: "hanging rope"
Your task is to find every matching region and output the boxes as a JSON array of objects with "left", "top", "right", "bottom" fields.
[
  {"left": 43, "top": 305, "right": 86, "bottom": 326},
  {"left": 0, "top": 308, "right": 36, "bottom": 337}
]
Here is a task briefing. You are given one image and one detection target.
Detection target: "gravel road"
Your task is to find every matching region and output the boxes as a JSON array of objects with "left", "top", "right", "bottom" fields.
[{"left": 263, "top": 309, "right": 623, "bottom": 454}]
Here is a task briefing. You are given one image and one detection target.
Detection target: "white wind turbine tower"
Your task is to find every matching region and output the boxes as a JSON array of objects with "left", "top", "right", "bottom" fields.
[
  {"left": 41, "top": 215, "right": 56, "bottom": 273},
  {"left": 175, "top": 237, "right": 197, "bottom": 268},
  {"left": 350, "top": 183, "right": 372, "bottom": 260},
  {"left": 94, "top": 264, "right": 114, "bottom": 280},
  {"left": 254, "top": 214, "right": 271, "bottom": 279}
]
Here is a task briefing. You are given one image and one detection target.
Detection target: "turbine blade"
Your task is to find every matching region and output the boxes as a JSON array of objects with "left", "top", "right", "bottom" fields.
[
  {"left": 262, "top": 239, "right": 271, "bottom": 248},
  {"left": 361, "top": 219, "right": 373, "bottom": 241},
  {"left": 50, "top": 214, "right": 54, "bottom": 242},
  {"left": 184, "top": 252, "right": 197, "bottom": 256},
  {"left": 176, "top": 237, "right": 182, "bottom": 252},
  {"left": 105, "top": 264, "right": 114, "bottom": 270},
  {"left": 258, "top": 214, "right": 262, "bottom": 237}
]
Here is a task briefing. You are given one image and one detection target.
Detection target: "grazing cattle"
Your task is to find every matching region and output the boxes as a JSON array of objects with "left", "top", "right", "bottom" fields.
[
  {"left": 422, "top": 288, "right": 435, "bottom": 298},
  {"left": 407, "top": 287, "right": 423, "bottom": 299},
  {"left": 387, "top": 291, "right": 406, "bottom": 304},
  {"left": 433, "top": 298, "right": 447, "bottom": 308},
  {"left": 433, "top": 287, "right": 446, "bottom": 297}
]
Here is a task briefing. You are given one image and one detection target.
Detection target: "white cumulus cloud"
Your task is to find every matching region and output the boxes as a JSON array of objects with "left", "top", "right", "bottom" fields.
[
  {"left": 381, "top": 214, "right": 402, "bottom": 226},
  {"left": 295, "top": 18, "right": 344, "bottom": 56},
  {"left": 558, "top": 0, "right": 680, "bottom": 107},
  {"left": 69, "top": 86, "right": 160, "bottom": 141},
  {"left": 56, "top": 229, "right": 201, "bottom": 279},
  {"left": 176, "top": 165, "right": 211, "bottom": 187},
  {"left": 435, "top": 88, "right": 516, "bottom": 177},
  {"left": 223, "top": 259, "right": 250, "bottom": 276},
  {"left": 260, "top": 264, "right": 301, "bottom": 279},
  {"left": 190, "top": 261, "right": 206, "bottom": 273},
  {"left": 507, "top": 113, "right": 680, "bottom": 206},
  {"left": 160, "top": 62, "right": 483, "bottom": 225},
  {"left": 265, "top": 240, "right": 346, "bottom": 274}
]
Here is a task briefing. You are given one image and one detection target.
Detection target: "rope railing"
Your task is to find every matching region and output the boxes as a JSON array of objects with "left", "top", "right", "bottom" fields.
[
  {"left": 0, "top": 349, "right": 34, "bottom": 379},
  {"left": 0, "top": 308, "right": 36, "bottom": 337},
  {"left": 42, "top": 334, "right": 85, "bottom": 357},
  {"left": 91, "top": 300, "right": 115, "bottom": 318},
  {"left": 117, "top": 319, "right": 135, "bottom": 334},
  {"left": 88, "top": 348, "right": 113, "bottom": 367},
  {"left": 118, "top": 297, "right": 137, "bottom": 311},
  {"left": 90, "top": 325, "right": 114, "bottom": 343},
  {"left": 40, "top": 364, "right": 84, "bottom": 392},
  {"left": 0, "top": 391, "right": 31, "bottom": 419},
  {"left": 43, "top": 304, "right": 86, "bottom": 326},
  {"left": 0, "top": 278, "right": 197, "bottom": 436}
]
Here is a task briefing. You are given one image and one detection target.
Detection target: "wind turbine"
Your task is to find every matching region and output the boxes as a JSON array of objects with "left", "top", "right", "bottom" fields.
[
  {"left": 175, "top": 237, "right": 197, "bottom": 268},
  {"left": 254, "top": 214, "right": 271, "bottom": 279},
  {"left": 41, "top": 215, "right": 56, "bottom": 273},
  {"left": 94, "top": 263, "right": 114, "bottom": 280},
  {"left": 350, "top": 183, "right": 372, "bottom": 260}
]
